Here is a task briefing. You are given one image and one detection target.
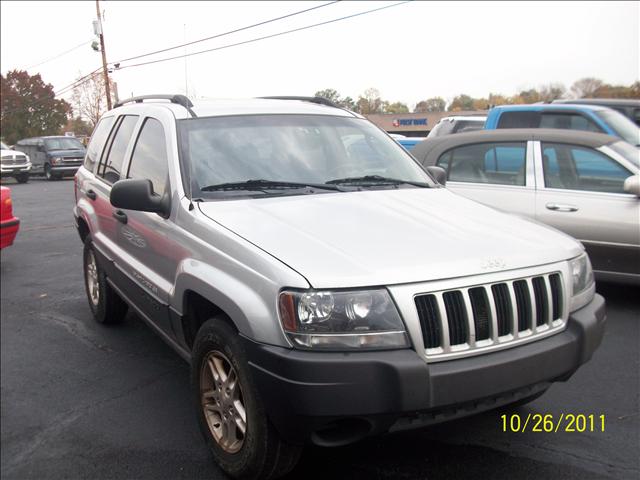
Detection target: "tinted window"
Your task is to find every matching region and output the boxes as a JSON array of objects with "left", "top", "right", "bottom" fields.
[
  {"left": 497, "top": 111, "right": 541, "bottom": 129},
  {"left": 127, "top": 118, "right": 169, "bottom": 197},
  {"left": 98, "top": 115, "right": 138, "bottom": 184},
  {"left": 44, "top": 137, "right": 85, "bottom": 151},
  {"left": 594, "top": 109, "right": 640, "bottom": 145},
  {"left": 84, "top": 116, "right": 115, "bottom": 171},
  {"left": 542, "top": 143, "right": 632, "bottom": 193},
  {"left": 441, "top": 142, "right": 527, "bottom": 185},
  {"left": 539, "top": 113, "right": 601, "bottom": 133}
]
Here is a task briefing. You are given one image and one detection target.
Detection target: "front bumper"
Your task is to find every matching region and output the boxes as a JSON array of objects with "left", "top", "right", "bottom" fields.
[
  {"left": 0, "top": 217, "right": 20, "bottom": 248},
  {"left": 51, "top": 164, "right": 81, "bottom": 175},
  {"left": 0, "top": 164, "right": 31, "bottom": 175},
  {"left": 244, "top": 294, "right": 606, "bottom": 446}
]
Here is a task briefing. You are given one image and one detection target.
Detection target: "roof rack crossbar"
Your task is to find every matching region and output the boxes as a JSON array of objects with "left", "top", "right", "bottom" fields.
[
  {"left": 258, "top": 96, "right": 339, "bottom": 108},
  {"left": 114, "top": 94, "right": 196, "bottom": 116}
]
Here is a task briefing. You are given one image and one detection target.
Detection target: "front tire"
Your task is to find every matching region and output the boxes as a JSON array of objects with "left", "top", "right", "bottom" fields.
[
  {"left": 44, "top": 163, "right": 58, "bottom": 181},
  {"left": 15, "top": 173, "right": 29, "bottom": 183},
  {"left": 83, "top": 236, "right": 128, "bottom": 324},
  {"left": 192, "top": 318, "right": 301, "bottom": 479}
]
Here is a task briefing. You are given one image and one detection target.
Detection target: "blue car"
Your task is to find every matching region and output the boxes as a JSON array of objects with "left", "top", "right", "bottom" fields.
[
  {"left": 484, "top": 104, "right": 640, "bottom": 146},
  {"left": 395, "top": 137, "right": 425, "bottom": 151}
]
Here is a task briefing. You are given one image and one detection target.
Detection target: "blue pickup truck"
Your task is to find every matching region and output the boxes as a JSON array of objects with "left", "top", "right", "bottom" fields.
[{"left": 484, "top": 104, "right": 640, "bottom": 146}]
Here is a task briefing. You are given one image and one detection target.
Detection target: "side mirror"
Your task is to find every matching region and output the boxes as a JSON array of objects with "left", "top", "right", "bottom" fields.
[
  {"left": 110, "top": 179, "right": 169, "bottom": 216},
  {"left": 623, "top": 174, "right": 640, "bottom": 197},
  {"left": 426, "top": 166, "right": 447, "bottom": 186}
]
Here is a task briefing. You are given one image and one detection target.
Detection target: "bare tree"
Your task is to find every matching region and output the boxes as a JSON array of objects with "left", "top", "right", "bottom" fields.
[
  {"left": 356, "top": 88, "right": 385, "bottom": 114},
  {"left": 570, "top": 77, "right": 604, "bottom": 99},
  {"left": 71, "top": 71, "right": 114, "bottom": 129}
]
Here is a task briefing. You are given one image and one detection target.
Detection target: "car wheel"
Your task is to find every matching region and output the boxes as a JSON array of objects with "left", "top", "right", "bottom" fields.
[
  {"left": 44, "top": 163, "right": 60, "bottom": 181},
  {"left": 83, "top": 235, "right": 128, "bottom": 324},
  {"left": 192, "top": 317, "right": 301, "bottom": 479},
  {"left": 15, "top": 173, "right": 29, "bottom": 184}
]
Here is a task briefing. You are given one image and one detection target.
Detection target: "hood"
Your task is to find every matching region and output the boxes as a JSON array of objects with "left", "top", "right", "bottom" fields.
[
  {"left": 1, "top": 149, "right": 27, "bottom": 157},
  {"left": 198, "top": 188, "right": 582, "bottom": 288}
]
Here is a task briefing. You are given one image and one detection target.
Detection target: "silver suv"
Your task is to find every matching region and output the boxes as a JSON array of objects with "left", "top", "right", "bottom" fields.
[{"left": 73, "top": 95, "right": 606, "bottom": 479}]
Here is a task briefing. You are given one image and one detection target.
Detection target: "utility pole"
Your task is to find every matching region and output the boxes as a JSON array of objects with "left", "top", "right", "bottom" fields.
[{"left": 95, "top": 0, "right": 112, "bottom": 110}]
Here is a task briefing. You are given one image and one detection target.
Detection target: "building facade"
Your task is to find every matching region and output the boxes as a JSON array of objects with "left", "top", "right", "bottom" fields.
[{"left": 366, "top": 110, "right": 486, "bottom": 137}]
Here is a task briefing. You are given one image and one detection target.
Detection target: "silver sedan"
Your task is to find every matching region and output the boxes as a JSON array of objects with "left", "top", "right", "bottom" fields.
[{"left": 413, "top": 129, "right": 640, "bottom": 284}]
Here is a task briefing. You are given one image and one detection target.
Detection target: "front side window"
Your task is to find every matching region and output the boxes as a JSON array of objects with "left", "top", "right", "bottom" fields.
[
  {"left": 98, "top": 115, "right": 138, "bottom": 184},
  {"left": 542, "top": 142, "right": 632, "bottom": 193},
  {"left": 539, "top": 113, "right": 602, "bottom": 133},
  {"left": 127, "top": 118, "right": 169, "bottom": 197},
  {"left": 84, "top": 116, "right": 115, "bottom": 171},
  {"left": 438, "top": 142, "right": 527, "bottom": 185},
  {"left": 178, "top": 115, "right": 433, "bottom": 199}
]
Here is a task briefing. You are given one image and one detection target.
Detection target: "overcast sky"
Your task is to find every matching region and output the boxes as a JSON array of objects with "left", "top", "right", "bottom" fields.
[{"left": 1, "top": 1, "right": 638, "bottom": 108}]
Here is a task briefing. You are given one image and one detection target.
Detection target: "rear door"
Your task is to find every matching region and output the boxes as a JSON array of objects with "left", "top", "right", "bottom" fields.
[
  {"left": 533, "top": 141, "right": 639, "bottom": 276},
  {"left": 435, "top": 140, "right": 536, "bottom": 217},
  {"left": 87, "top": 115, "right": 140, "bottom": 271}
]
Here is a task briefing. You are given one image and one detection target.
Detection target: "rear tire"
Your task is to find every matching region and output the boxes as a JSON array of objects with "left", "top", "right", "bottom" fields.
[
  {"left": 15, "top": 173, "right": 29, "bottom": 183},
  {"left": 83, "top": 235, "right": 128, "bottom": 324},
  {"left": 192, "top": 317, "right": 301, "bottom": 479}
]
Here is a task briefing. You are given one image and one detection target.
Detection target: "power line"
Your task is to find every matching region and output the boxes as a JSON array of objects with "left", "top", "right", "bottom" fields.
[
  {"left": 115, "top": 1, "right": 411, "bottom": 71},
  {"left": 112, "top": 0, "right": 340, "bottom": 65},
  {"left": 23, "top": 39, "right": 94, "bottom": 71}
]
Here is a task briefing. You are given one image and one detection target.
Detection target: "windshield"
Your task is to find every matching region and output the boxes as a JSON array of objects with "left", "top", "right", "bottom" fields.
[
  {"left": 0, "top": 142, "right": 9, "bottom": 150},
  {"left": 595, "top": 110, "right": 640, "bottom": 146},
  {"left": 608, "top": 141, "right": 640, "bottom": 168},
  {"left": 178, "top": 114, "right": 434, "bottom": 198},
  {"left": 44, "top": 137, "right": 85, "bottom": 151}
]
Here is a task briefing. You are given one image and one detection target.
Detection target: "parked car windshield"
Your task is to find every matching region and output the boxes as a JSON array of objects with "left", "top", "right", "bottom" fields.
[
  {"left": 608, "top": 140, "right": 640, "bottom": 168},
  {"left": 44, "top": 137, "right": 85, "bottom": 151},
  {"left": 179, "top": 114, "right": 434, "bottom": 197},
  {"left": 594, "top": 110, "right": 640, "bottom": 146}
]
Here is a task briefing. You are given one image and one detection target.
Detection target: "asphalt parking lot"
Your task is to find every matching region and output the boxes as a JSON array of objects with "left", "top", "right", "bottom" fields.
[{"left": 1, "top": 178, "right": 639, "bottom": 480}]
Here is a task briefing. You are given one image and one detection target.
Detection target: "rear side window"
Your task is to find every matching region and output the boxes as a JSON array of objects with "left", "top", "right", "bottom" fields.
[
  {"left": 539, "top": 113, "right": 601, "bottom": 133},
  {"left": 437, "top": 142, "right": 527, "bottom": 185},
  {"left": 127, "top": 118, "right": 169, "bottom": 197},
  {"left": 497, "top": 111, "right": 540, "bottom": 129},
  {"left": 542, "top": 143, "right": 632, "bottom": 193},
  {"left": 84, "top": 116, "right": 115, "bottom": 172},
  {"left": 98, "top": 115, "right": 138, "bottom": 184}
]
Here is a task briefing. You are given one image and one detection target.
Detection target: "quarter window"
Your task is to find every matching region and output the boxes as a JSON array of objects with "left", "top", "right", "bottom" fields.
[
  {"left": 437, "top": 142, "right": 527, "bottom": 186},
  {"left": 84, "top": 116, "right": 115, "bottom": 171},
  {"left": 127, "top": 118, "right": 169, "bottom": 197},
  {"left": 541, "top": 143, "right": 632, "bottom": 193},
  {"left": 98, "top": 115, "right": 138, "bottom": 184}
]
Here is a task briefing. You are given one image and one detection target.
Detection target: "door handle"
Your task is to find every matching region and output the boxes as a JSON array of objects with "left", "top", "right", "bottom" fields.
[
  {"left": 546, "top": 203, "right": 579, "bottom": 212},
  {"left": 112, "top": 209, "right": 128, "bottom": 224},
  {"left": 85, "top": 189, "right": 97, "bottom": 201}
]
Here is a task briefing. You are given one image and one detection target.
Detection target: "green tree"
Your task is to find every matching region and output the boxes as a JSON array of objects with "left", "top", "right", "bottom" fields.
[
  {"left": 0, "top": 70, "right": 70, "bottom": 144},
  {"left": 448, "top": 94, "right": 475, "bottom": 111},
  {"left": 414, "top": 97, "right": 446, "bottom": 112},
  {"left": 314, "top": 88, "right": 357, "bottom": 110},
  {"left": 356, "top": 88, "right": 385, "bottom": 114},
  {"left": 384, "top": 101, "right": 409, "bottom": 114}
]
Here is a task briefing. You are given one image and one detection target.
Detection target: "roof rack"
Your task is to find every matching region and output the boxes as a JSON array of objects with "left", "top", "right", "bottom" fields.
[
  {"left": 113, "top": 94, "right": 197, "bottom": 117},
  {"left": 258, "top": 96, "right": 339, "bottom": 108}
]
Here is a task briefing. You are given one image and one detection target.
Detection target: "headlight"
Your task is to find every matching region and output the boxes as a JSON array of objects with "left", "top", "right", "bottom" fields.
[
  {"left": 278, "top": 288, "right": 409, "bottom": 350},
  {"left": 50, "top": 157, "right": 63, "bottom": 165},
  {"left": 569, "top": 253, "right": 595, "bottom": 311}
]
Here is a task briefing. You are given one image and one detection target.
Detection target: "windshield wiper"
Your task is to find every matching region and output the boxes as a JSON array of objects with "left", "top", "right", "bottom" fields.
[
  {"left": 326, "top": 175, "right": 430, "bottom": 188},
  {"left": 201, "top": 179, "right": 342, "bottom": 192}
]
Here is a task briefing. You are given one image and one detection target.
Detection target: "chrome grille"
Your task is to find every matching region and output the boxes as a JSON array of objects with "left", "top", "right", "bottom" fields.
[
  {"left": 1, "top": 154, "right": 27, "bottom": 165},
  {"left": 414, "top": 272, "right": 565, "bottom": 359}
]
